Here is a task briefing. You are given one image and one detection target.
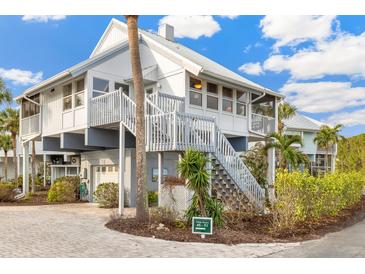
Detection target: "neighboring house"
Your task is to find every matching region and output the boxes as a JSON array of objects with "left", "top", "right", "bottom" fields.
[
  {"left": 0, "top": 136, "right": 76, "bottom": 182},
  {"left": 283, "top": 113, "right": 337, "bottom": 175},
  {"left": 16, "top": 19, "right": 283, "bottom": 211}
]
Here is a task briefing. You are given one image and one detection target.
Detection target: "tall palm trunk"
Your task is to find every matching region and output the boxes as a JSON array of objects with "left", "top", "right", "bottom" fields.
[
  {"left": 125, "top": 15, "right": 148, "bottom": 221},
  {"left": 4, "top": 151, "right": 8, "bottom": 181},
  {"left": 11, "top": 133, "right": 17, "bottom": 179},
  {"left": 31, "top": 140, "right": 36, "bottom": 193}
]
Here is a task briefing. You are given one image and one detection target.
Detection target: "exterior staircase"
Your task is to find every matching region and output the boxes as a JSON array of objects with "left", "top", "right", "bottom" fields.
[{"left": 90, "top": 89, "right": 266, "bottom": 211}]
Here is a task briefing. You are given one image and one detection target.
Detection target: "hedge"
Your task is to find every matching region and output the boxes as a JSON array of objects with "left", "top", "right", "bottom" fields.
[
  {"left": 93, "top": 182, "right": 118, "bottom": 208},
  {"left": 47, "top": 176, "right": 80, "bottom": 203},
  {"left": 274, "top": 170, "right": 365, "bottom": 228}
]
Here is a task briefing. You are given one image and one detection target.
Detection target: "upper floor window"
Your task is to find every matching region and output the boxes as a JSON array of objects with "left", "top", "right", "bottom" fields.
[
  {"left": 115, "top": 82, "right": 129, "bottom": 96},
  {"left": 236, "top": 90, "right": 247, "bottom": 116},
  {"left": 189, "top": 77, "right": 202, "bottom": 107},
  {"left": 222, "top": 87, "right": 233, "bottom": 113},
  {"left": 75, "top": 79, "right": 85, "bottom": 108},
  {"left": 93, "top": 77, "right": 109, "bottom": 97},
  {"left": 207, "top": 82, "right": 218, "bottom": 110},
  {"left": 63, "top": 83, "right": 72, "bottom": 111},
  {"left": 21, "top": 94, "right": 40, "bottom": 118}
]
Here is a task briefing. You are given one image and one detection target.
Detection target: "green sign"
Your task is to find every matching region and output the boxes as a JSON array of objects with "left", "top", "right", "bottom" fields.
[{"left": 192, "top": 217, "right": 213, "bottom": 235}]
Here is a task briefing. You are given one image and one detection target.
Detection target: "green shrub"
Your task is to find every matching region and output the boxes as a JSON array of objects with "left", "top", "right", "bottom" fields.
[
  {"left": 47, "top": 176, "right": 80, "bottom": 203},
  {"left": 149, "top": 207, "right": 178, "bottom": 226},
  {"left": 274, "top": 169, "right": 365, "bottom": 229},
  {"left": 148, "top": 191, "right": 158, "bottom": 207},
  {"left": 93, "top": 183, "right": 118, "bottom": 208},
  {"left": 0, "top": 183, "right": 16, "bottom": 202}
]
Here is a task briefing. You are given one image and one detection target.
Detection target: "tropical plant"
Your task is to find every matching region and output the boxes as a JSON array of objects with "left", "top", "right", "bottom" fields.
[
  {"left": 265, "top": 132, "right": 309, "bottom": 170},
  {"left": 177, "top": 149, "right": 224, "bottom": 227},
  {"left": 0, "top": 78, "right": 12, "bottom": 106},
  {"left": 337, "top": 134, "right": 365, "bottom": 172},
  {"left": 125, "top": 15, "right": 148, "bottom": 221},
  {"left": 278, "top": 102, "right": 297, "bottom": 133},
  {"left": 177, "top": 149, "right": 210, "bottom": 216},
  {"left": 0, "top": 134, "right": 12, "bottom": 181},
  {"left": 314, "top": 124, "right": 344, "bottom": 173},
  {"left": 242, "top": 142, "right": 268, "bottom": 188},
  {"left": 0, "top": 108, "right": 19, "bottom": 179}
]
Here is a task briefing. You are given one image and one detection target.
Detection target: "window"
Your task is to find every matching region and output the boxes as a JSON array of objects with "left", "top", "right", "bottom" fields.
[
  {"left": 63, "top": 83, "right": 72, "bottom": 111},
  {"left": 207, "top": 83, "right": 218, "bottom": 94},
  {"left": 21, "top": 94, "right": 40, "bottom": 118},
  {"left": 189, "top": 77, "right": 202, "bottom": 90},
  {"left": 222, "top": 87, "right": 233, "bottom": 113},
  {"left": 206, "top": 82, "right": 218, "bottom": 110},
  {"left": 93, "top": 77, "right": 109, "bottom": 97},
  {"left": 189, "top": 77, "right": 203, "bottom": 107},
  {"left": 189, "top": 91, "right": 202, "bottom": 106},
  {"left": 222, "top": 87, "right": 233, "bottom": 98},
  {"left": 207, "top": 95, "right": 218, "bottom": 110},
  {"left": 108, "top": 166, "right": 113, "bottom": 172},
  {"left": 74, "top": 79, "right": 85, "bottom": 107},
  {"left": 115, "top": 82, "right": 129, "bottom": 96},
  {"left": 236, "top": 90, "right": 247, "bottom": 116}
]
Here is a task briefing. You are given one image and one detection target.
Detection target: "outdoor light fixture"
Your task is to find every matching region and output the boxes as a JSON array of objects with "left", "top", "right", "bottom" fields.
[{"left": 194, "top": 83, "right": 202, "bottom": 89}]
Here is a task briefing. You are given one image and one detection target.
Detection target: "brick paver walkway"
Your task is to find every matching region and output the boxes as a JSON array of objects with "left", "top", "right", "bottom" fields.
[{"left": 0, "top": 204, "right": 297, "bottom": 257}]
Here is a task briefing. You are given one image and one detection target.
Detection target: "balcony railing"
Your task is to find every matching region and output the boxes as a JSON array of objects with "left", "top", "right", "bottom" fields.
[
  {"left": 251, "top": 113, "right": 275, "bottom": 135},
  {"left": 21, "top": 113, "right": 41, "bottom": 136}
]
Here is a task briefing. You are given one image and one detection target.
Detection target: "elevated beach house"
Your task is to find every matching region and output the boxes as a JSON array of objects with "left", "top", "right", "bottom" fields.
[{"left": 16, "top": 19, "right": 284, "bottom": 211}]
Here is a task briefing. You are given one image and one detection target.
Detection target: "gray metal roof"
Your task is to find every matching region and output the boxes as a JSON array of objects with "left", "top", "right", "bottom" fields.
[{"left": 284, "top": 113, "right": 324, "bottom": 132}]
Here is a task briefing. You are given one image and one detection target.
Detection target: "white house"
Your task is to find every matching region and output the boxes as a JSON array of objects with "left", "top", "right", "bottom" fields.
[
  {"left": 16, "top": 19, "right": 284, "bottom": 212},
  {"left": 284, "top": 113, "right": 337, "bottom": 175}
]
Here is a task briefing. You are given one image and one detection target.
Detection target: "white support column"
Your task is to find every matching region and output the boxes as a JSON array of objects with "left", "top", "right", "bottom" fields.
[
  {"left": 43, "top": 154, "right": 47, "bottom": 187},
  {"left": 118, "top": 122, "right": 125, "bottom": 216},
  {"left": 331, "top": 144, "right": 337, "bottom": 173},
  {"left": 22, "top": 141, "right": 30, "bottom": 195},
  {"left": 157, "top": 152, "right": 164, "bottom": 207}
]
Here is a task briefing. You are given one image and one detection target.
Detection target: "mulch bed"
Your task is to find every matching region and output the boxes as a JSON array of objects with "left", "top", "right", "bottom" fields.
[
  {"left": 106, "top": 196, "right": 365, "bottom": 245},
  {"left": 0, "top": 191, "right": 87, "bottom": 206}
]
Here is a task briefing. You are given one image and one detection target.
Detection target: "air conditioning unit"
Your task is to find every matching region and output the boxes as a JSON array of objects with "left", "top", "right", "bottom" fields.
[{"left": 70, "top": 156, "right": 80, "bottom": 166}]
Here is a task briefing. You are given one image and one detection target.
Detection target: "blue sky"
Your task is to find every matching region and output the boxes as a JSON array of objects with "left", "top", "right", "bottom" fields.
[{"left": 1, "top": 15, "right": 365, "bottom": 136}]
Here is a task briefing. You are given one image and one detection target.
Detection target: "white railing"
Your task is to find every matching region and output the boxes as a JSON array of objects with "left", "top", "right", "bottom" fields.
[
  {"left": 89, "top": 89, "right": 265, "bottom": 209},
  {"left": 214, "top": 128, "right": 265, "bottom": 209},
  {"left": 148, "top": 91, "right": 185, "bottom": 113},
  {"left": 90, "top": 89, "right": 122, "bottom": 126},
  {"left": 21, "top": 114, "right": 40, "bottom": 136},
  {"left": 251, "top": 113, "right": 275, "bottom": 135}
]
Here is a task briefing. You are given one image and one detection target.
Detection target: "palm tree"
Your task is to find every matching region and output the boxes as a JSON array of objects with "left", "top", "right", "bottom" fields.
[
  {"left": 0, "top": 134, "right": 12, "bottom": 181},
  {"left": 0, "top": 78, "right": 12, "bottom": 106},
  {"left": 125, "top": 15, "right": 148, "bottom": 221},
  {"left": 0, "top": 108, "right": 20, "bottom": 179},
  {"left": 314, "top": 124, "right": 344, "bottom": 173},
  {"left": 177, "top": 149, "right": 210, "bottom": 216},
  {"left": 265, "top": 132, "right": 309, "bottom": 170},
  {"left": 278, "top": 102, "right": 297, "bottom": 133}
]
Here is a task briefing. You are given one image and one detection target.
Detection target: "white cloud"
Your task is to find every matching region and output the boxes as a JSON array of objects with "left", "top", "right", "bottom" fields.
[
  {"left": 0, "top": 68, "right": 43, "bottom": 86},
  {"left": 280, "top": 81, "right": 365, "bottom": 113},
  {"left": 238, "top": 62, "right": 263, "bottom": 76},
  {"left": 159, "top": 16, "right": 221, "bottom": 39},
  {"left": 325, "top": 109, "right": 365, "bottom": 127},
  {"left": 260, "top": 15, "right": 336, "bottom": 51},
  {"left": 219, "top": 15, "right": 239, "bottom": 20},
  {"left": 263, "top": 32, "right": 365, "bottom": 80},
  {"left": 22, "top": 15, "right": 66, "bottom": 23}
]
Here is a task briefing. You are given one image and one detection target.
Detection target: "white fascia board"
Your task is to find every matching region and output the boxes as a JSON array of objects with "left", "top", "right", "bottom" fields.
[
  {"left": 141, "top": 36, "right": 203, "bottom": 76},
  {"left": 15, "top": 70, "right": 70, "bottom": 102},
  {"left": 90, "top": 18, "right": 120, "bottom": 58}
]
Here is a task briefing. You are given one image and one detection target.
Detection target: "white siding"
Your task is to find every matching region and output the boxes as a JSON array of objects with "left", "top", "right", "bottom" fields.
[{"left": 94, "top": 25, "right": 128, "bottom": 56}]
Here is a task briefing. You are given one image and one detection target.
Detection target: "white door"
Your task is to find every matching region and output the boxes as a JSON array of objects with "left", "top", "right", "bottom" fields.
[{"left": 93, "top": 165, "right": 119, "bottom": 191}]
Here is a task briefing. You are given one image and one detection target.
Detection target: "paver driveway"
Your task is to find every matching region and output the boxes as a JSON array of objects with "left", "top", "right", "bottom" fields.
[
  {"left": 0, "top": 204, "right": 296, "bottom": 258},
  {"left": 1, "top": 204, "right": 364, "bottom": 257}
]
